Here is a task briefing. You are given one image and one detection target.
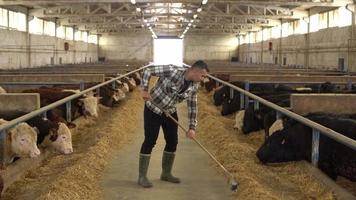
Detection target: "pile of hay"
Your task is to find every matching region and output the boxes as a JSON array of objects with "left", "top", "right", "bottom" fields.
[
  {"left": 196, "top": 89, "right": 338, "bottom": 200},
  {"left": 2, "top": 89, "right": 143, "bottom": 200}
]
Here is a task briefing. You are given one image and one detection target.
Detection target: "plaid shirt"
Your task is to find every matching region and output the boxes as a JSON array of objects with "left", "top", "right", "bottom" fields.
[{"left": 141, "top": 64, "right": 198, "bottom": 130}]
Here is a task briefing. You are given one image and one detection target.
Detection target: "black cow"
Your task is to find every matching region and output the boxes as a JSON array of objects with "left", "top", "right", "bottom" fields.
[
  {"left": 213, "top": 85, "right": 230, "bottom": 106},
  {"left": 241, "top": 94, "right": 290, "bottom": 134},
  {"left": 256, "top": 113, "right": 356, "bottom": 181},
  {"left": 221, "top": 91, "right": 241, "bottom": 116},
  {"left": 304, "top": 82, "right": 337, "bottom": 93}
]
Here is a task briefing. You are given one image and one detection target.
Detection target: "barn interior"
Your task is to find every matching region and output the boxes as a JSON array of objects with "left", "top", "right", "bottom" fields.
[{"left": 0, "top": 0, "right": 355, "bottom": 200}]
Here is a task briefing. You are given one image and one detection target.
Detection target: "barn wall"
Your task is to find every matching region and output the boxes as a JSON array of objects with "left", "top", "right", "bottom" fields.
[
  {"left": 238, "top": 26, "right": 356, "bottom": 72},
  {"left": 0, "top": 28, "right": 98, "bottom": 69}
]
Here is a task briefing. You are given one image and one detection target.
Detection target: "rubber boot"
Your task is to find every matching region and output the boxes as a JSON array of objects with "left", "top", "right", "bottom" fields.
[
  {"left": 138, "top": 154, "right": 153, "bottom": 188},
  {"left": 160, "top": 151, "right": 181, "bottom": 183}
]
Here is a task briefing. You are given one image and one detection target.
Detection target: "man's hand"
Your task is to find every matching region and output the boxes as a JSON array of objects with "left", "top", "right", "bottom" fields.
[
  {"left": 142, "top": 90, "right": 152, "bottom": 101},
  {"left": 186, "top": 129, "right": 196, "bottom": 139}
]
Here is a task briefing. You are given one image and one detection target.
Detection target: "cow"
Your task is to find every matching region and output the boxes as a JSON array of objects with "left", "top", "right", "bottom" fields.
[
  {"left": 0, "top": 86, "right": 6, "bottom": 93},
  {"left": 121, "top": 77, "right": 136, "bottom": 92},
  {"left": 129, "top": 72, "right": 142, "bottom": 85},
  {"left": 200, "top": 77, "right": 216, "bottom": 92},
  {"left": 22, "top": 88, "right": 101, "bottom": 118},
  {"left": 100, "top": 84, "right": 126, "bottom": 107},
  {"left": 256, "top": 113, "right": 356, "bottom": 181},
  {"left": 213, "top": 81, "right": 244, "bottom": 107},
  {"left": 1, "top": 111, "right": 74, "bottom": 155},
  {"left": 116, "top": 80, "right": 130, "bottom": 93},
  {"left": 0, "top": 119, "right": 41, "bottom": 164},
  {"left": 221, "top": 91, "right": 241, "bottom": 116},
  {"left": 304, "top": 82, "right": 337, "bottom": 93},
  {"left": 240, "top": 95, "right": 290, "bottom": 135},
  {"left": 27, "top": 116, "right": 73, "bottom": 154},
  {"left": 213, "top": 85, "right": 230, "bottom": 106},
  {"left": 233, "top": 110, "right": 245, "bottom": 130}
]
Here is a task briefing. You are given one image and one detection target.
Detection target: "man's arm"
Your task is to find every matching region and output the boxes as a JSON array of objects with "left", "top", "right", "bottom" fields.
[{"left": 141, "top": 65, "right": 174, "bottom": 91}]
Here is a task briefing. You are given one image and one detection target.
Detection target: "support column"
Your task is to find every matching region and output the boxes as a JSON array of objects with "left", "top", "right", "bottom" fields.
[
  {"left": 26, "top": 9, "right": 31, "bottom": 68},
  {"left": 279, "top": 19, "right": 283, "bottom": 67},
  {"left": 304, "top": 11, "right": 311, "bottom": 70},
  {"left": 261, "top": 28, "right": 264, "bottom": 64}
]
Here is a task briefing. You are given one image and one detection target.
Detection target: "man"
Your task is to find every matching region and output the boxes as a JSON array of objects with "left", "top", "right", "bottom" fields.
[{"left": 138, "top": 60, "right": 209, "bottom": 188}]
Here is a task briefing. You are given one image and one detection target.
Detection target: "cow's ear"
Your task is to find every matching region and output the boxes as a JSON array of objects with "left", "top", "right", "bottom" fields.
[
  {"left": 49, "top": 130, "right": 58, "bottom": 141},
  {"left": 33, "top": 127, "right": 40, "bottom": 135},
  {"left": 67, "top": 122, "right": 77, "bottom": 129}
]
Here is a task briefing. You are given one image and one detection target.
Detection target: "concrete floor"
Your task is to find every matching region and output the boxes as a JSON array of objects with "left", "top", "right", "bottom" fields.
[{"left": 100, "top": 103, "right": 235, "bottom": 200}]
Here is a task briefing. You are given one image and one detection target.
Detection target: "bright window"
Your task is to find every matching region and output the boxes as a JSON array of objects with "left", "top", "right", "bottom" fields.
[
  {"left": 256, "top": 30, "right": 262, "bottom": 42},
  {"left": 74, "top": 30, "right": 81, "bottom": 41},
  {"left": 319, "top": 12, "right": 328, "bottom": 30},
  {"left": 88, "top": 34, "right": 98, "bottom": 44},
  {"left": 65, "top": 27, "right": 73, "bottom": 40},
  {"left": 248, "top": 32, "right": 256, "bottom": 43},
  {"left": 56, "top": 26, "right": 65, "bottom": 38},
  {"left": 239, "top": 35, "right": 244, "bottom": 44},
  {"left": 0, "top": 8, "right": 8, "bottom": 28},
  {"left": 82, "top": 31, "right": 88, "bottom": 42},
  {"left": 281, "top": 22, "right": 289, "bottom": 37},
  {"left": 310, "top": 14, "right": 319, "bottom": 32},
  {"left": 9, "top": 11, "right": 26, "bottom": 31},
  {"left": 43, "top": 20, "right": 55, "bottom": 36},
  {"left": 154, "top": 38, "right": 183, "bottom": 66},
  {"left": 272, "top": 25, "right": 281, "bottom": 38},
  {"left": 295, "top": 19, "right": 308, "bottom": 34},
  {"left": 29, "top": 17, "right": 43, "bottom": 34},
  {"left": 338, "top": 6, "right": 352, "bottom": 27},
  {"left": 262, "top": 28, "right": 271, "bottom": 41}
]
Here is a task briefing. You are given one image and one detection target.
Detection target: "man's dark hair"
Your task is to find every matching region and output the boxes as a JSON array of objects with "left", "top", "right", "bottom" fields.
[{"left": 191, "top": 60, "right": 209, "bottom": 72}]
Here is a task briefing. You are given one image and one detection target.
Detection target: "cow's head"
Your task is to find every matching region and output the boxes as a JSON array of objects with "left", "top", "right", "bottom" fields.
[
  {"left": 113, "top": 89, "right": 126, "bottom": 101},
  {"left": 242, "top": 106, "right": 263, "bottom": 134},
  {"left": 79, "top": 94, "right": 101, "bottom": 117},
  {"left": 256, "top": 130, "right": 296, "bottom": 164},
  {"left": 129, "top": 78, "right": 137, "bottom": 87},
  {"left": 9, "top": 122, "right": 41, "bottom": 158},
  {"left": 48, "top": 123, "right": 73, "bottom": 154}
]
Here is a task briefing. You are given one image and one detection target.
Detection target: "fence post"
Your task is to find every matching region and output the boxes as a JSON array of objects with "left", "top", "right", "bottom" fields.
[
  {"left": 347, "top": 80, "right": 352, "bottom": 91},
  {"left": 0, "top": 130, "right": 7, "bottom": 169},
  {"left": 240, "top": 92, "right": 245, "bottom": 110},
  {"left": 96, "top": 88, "right": 100, "bottom": 97},
  {"left": 311, "top": 129, "right": 320, "bottom": 167},
  {"left": 254, "top": 100, "right": 259, "bottom": 111},
  {"left": 80, "top": 82, "right": 85, "bottom": 91},
  {"left": 229, "top": 87, "right": 234, "bottom": 99},
  {"left": 66, "top": 101, "right": 72, "bottom": 122},
  {"left": 112, "top": 80, "right": 116, "bottom": 89},
  {"left": 244, "top": 82, "right": 250, "bottom": 109},
  {"left": 42, "top": 111, "right": 47, "bottom": 119}
]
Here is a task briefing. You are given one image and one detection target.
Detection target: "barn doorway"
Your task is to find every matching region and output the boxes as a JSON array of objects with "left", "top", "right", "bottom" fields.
[{"left": 153, "top": 37, "right": 183, "bottom": 66}]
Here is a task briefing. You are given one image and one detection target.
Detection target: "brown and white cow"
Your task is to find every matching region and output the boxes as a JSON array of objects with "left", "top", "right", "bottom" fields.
[
  {"left": 22, "top": 88, "right": 101, "bottom": 119},
  {"left": 26, "top": 115, "right": 73, "bottom": 154},
  {"left": 121, "top": 77, "right": 136, "bottom": 92},
  {"left": 0, "top": 119, "right": 40, "bottom": 164}
]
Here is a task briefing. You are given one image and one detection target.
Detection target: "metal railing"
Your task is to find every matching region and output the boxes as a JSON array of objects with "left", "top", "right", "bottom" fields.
[
  {"left": 0, "top": 63, "right": 153, "bottom": 168},
  {"left": 183, "top": 63, "right": 356, "bottom": 167}
]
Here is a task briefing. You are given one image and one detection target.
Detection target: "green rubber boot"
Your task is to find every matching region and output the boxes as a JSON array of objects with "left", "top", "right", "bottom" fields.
[
  {"left": 160, "top": 151, "right": 181, "bottom": 183},
  {"left": 138, "top": 154, "right": 153, "bottom": 188}
]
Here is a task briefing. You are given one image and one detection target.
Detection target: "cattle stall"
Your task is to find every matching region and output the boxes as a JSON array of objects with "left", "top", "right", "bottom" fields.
[
  {"left": 185, "top": 62, "right": 356, "bottom": 199},
  {"left": 0, "top": 64, "right": 150, "bottom": 196}
]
